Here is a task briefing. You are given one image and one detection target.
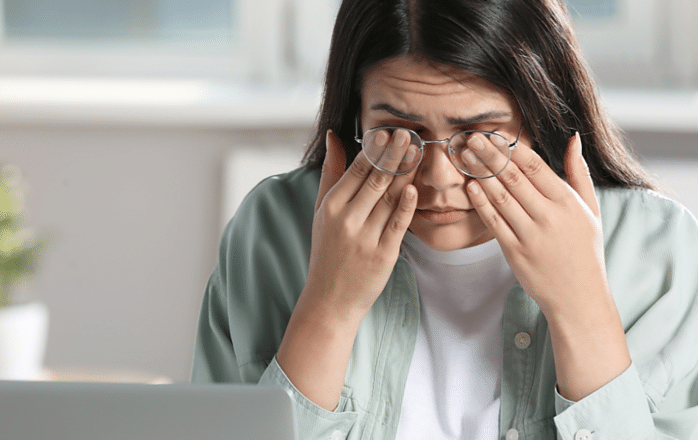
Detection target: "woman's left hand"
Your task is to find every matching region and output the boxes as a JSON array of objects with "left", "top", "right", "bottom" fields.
[
  {"left": 465, "top": 132, "right": 631, "bottom": 401},
  {"left": 466, "top": 132, "right": 606, "bottom": 318}
]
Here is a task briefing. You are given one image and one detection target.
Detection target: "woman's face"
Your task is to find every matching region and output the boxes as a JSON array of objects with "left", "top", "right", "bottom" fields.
[{"left": 360, "top": 56, "right": 531, "bottom": 251}]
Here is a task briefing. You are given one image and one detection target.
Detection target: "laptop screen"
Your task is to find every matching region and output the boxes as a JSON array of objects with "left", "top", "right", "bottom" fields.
[{"left": 0, "top": 381, "right": 297, "bottom": 440}]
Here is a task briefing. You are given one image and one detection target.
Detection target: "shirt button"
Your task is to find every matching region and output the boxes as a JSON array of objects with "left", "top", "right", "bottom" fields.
[
  {"left": 506, "top": 428, "right": 519, "bottom": 440},
  {"left": 514, "top": 332, "right": 531, "bottom": 349},
  {"left": 575, "top": 429, "right": 593, "bottom": 440}
]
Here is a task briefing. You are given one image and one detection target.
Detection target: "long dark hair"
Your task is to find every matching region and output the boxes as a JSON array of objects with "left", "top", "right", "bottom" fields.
[{"left": 303, "top": 0, "right": 655, "bottom": 190}]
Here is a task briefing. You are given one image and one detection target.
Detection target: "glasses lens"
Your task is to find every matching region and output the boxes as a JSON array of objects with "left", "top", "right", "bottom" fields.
[
  {"left": 449, "top": 131, "right": 511, "bottom": 178},
  {"left": 362, "top": 128, "right": 422, "bottom": 175}
]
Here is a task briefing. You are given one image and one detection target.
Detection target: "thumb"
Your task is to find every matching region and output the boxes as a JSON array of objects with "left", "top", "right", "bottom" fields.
[
  {"left": 564, "top": 132, "right": 600, "bottom": 217},
  {"left": 315, "top": 129, "right": 347, "bottom": 213}
]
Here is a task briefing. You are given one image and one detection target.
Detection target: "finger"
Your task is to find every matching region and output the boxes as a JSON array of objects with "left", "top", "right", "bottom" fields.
[
  {"left": 564, "top": 132, "right": 600, "bottom": 217},
  {"left": 462, "top": 134, "right": 540, "bottom": 233},
  {"left": 347, "top": 130, "right": 414, "bottom": 221},
  {"left": 364, "top": 166, "right": 418, "bottom": 237},
  {"left": 366, "top": 128, "right": 419, "bottom": 174},
  {"left": 467, "top": 180, "right": 518, "bottom": 245},
  {"left": 316, "top": 130, "right": 347, "bottom": 213},
  {"left": 509, "top": 143, "right": 567, "bottom": 202},
  {"left": 471, "top": 168, "right": 536, "bottom": 239},
  {"left": 346, "top": 160, "right": 398, "bottom": 222},
  {"left": 481, "top": 137, "right": 551, "bottom": 222},
  {"left": 463, "top": 132, "right": 511, "bottom": 178},
  {"left": 323, "top": 136, "right": 385, "bottom": 212},
  {"left": 379, "top": 184, "right": 418, "bottom": 252}
]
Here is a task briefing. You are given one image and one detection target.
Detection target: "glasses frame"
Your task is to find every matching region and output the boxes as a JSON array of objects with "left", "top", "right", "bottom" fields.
[{"left": 354, "top": 119, "right": 524, "bottom": 178}]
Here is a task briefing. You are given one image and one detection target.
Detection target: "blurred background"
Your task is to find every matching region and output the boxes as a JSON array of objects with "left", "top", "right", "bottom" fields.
[{"left": 0, "top": 0, "right": 696, "bottom": 383}]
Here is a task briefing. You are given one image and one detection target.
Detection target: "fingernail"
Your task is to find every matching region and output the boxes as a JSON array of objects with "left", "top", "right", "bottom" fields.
[
  {"left": 395, "top": 129, "right": 410, "bottom": 146},
  {"left": 575, "top": 132, "right": 584, "bottom": 157},
  {"left": 468, "top": 180, "right": 480, "bottom": 195},
  {"left": 468, "top": 135, "right": 485, "bottom": 151},
  {"left": 405, "top": 186, "right": 416, "bottom": 201},
  {"left": 326, "top": 129, "right": 333, "bottom": 150},
  {"left": 405, "top": 146, "right": 417, "bottom": 164},
  {"left": 374, "top": 130, "right": 388, "bottom": 147},
  {"left": 490, "top": 134, "right": 509, "bottom": 149},
  {"left": 463, "top": 148, "right": 478, "bottom": 165}
]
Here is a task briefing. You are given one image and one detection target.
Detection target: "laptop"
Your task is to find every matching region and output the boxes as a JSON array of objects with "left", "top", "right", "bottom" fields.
[{"left": 0, "top": 380, "right": 297, "bottom": 440}]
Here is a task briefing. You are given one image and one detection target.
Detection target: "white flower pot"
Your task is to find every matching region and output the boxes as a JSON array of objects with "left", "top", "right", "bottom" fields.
[{"left": 0, "top": 301, "right": 49, "bottom": 380}]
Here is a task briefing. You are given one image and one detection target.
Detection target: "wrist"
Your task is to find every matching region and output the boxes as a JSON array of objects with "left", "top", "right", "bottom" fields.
[
  {"left": 276, "top": 286, "right": 367, "bottom": 411},
  {"left": 544, "top": 289, "right": 631, "bottom": 401},
  {"left": 298, "top": 279, "right": 375, "bottom": 328}
]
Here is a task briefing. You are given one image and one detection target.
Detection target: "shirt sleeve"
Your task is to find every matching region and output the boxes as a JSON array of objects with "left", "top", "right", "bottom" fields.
[
  {"left": 191, "top": 264, "right": 360, "bottom": 439},
  {"left": 553, "top": 363, "right": 660, "bottom": 439},
  {"left": 259, "top": 357, "right": 359, "bottom": 439},
  {"left": 190, "top": 265, "right": 242, "bottom": 383},
  {"left": 190, "top": 169, "right": 360, "bottom": 439},
  {"left": 553, "top": 193, "right": 698, "bottom": 440}
]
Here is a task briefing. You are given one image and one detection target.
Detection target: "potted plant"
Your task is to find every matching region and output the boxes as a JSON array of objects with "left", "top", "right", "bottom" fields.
[{"left": 0, "top": 163, "right": 50, "bottom": 380}]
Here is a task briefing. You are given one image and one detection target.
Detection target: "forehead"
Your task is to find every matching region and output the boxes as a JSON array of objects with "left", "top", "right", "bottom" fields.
[{"left": 361, "top": 57, "right": 513, "bottom": 114}]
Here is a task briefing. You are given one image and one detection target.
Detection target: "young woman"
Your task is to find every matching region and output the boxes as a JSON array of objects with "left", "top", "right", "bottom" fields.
[{"left": 191, "top": 1, "right": 698, "bottom": 439}]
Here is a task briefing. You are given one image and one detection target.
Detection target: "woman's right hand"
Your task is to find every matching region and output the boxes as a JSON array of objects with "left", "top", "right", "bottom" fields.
[
  {"left": 305, "top": 129, "right": 418, "bottom": 318},
  {"left": 276, "top": 129, "right": 417, "bottom": 411}
]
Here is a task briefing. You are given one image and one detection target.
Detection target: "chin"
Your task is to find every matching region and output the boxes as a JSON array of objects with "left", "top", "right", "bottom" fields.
[{"left": 408, "top": 216, "right": 493, "bottom": 251}]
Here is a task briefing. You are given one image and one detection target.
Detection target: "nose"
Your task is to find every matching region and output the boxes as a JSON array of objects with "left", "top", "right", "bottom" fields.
[{"left": 415, "top": 141, "right": 467, "bottom": 191}]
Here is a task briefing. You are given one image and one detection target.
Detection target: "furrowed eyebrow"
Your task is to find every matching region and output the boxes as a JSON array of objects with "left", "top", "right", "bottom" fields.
[
  {"left": 370, "top": 103, "right": 512, "bottom": 125},
  {"left": 446, "top": 111, "right": 513, "bottom": 126},
  {"left": 370, "top": 103, "right": 422, "bottom": 122}
]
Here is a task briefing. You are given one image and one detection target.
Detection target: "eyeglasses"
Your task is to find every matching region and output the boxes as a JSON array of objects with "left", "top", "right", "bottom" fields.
[{"left": 354, "top": 120, "right": 523, "bottom": 178}]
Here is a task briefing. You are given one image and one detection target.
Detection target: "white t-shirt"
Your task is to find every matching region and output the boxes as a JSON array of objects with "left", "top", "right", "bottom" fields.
[{"left": 396, "top": 232, "right": 517, "bottom": 440}]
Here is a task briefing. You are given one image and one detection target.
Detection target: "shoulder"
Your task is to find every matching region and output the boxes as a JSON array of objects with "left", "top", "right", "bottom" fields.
[
  {"left": 597, "top": 188, "right": 698, "bottom": 407},
  {"left": 221, "top": 166, "right": 320, "bottom": 245},
  {"left": 214, "top": 166, "right": 320, "bottom": 290},
  {"left": 597, "top": 186, "right": 698, "bottom": 275},
  {"left": 596, "top": 186, "right": 698, "bottom": 305},
  {"left": 230, "top": 165, "right": 320, "bottom": 223},
  {"left": 598, "top": 185, "right": 698, "bottom": 309},
  {"left": 245, "top": 165, "right": 321, "bottom": 206},
  {"left": 596, "top": 186, "right": 698, "bottom": 239}
]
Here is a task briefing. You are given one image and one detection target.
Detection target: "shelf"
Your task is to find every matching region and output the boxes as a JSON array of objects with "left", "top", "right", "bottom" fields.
[
  {"left": 1, "top": 76, "right": 697, "bottom": 132},
  {"left": 0, "top": 76, "right": 322, "bottom": 128}
]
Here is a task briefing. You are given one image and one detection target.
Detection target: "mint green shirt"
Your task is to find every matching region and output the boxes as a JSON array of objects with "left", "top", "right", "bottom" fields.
[{"left": 191, "top": 166, "right": 698, "bottom": 440}]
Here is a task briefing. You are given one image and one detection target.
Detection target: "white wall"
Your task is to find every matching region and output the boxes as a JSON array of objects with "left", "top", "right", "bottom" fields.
[{"left": 0, "top": 124, "right": 310, "bottom": 382}]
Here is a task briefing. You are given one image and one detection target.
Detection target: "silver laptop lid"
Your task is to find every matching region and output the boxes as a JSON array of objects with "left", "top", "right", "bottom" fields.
[{"left": 0, "top": 381, "right": 297, "bottom": 440}]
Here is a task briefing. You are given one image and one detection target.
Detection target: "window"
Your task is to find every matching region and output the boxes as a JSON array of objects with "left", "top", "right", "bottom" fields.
[
  {"left": 566, "top": 0, "right": 698, "bottom": 88},
  {"left": 0, "top": 0, "right": 340, "bottom": 83},
  {"left": 566, "top": 0, "right": 618, "bottom": 18},
  {"left": 2, "top": 0, "right": 236, "bottom": 46},
  {"left": 3, "top": 1, "right": 691, "bottom": 89}
]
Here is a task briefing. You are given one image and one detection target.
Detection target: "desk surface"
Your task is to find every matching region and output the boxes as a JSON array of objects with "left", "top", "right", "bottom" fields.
[{"left": 40, "top": 367, "right": 171, "bottom": 384}]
